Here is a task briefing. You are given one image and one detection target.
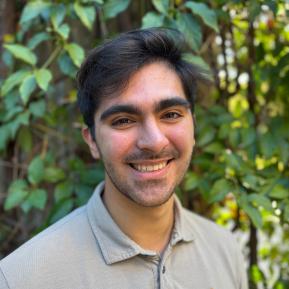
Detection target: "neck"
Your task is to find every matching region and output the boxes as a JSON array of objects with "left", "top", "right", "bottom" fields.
[{"left": 102, "top": 186, "right": 175, "bottom": 254}]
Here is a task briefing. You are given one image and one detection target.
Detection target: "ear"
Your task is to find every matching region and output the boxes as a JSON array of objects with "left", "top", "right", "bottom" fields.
[{"left": 82, "top": 127, "right": 100, "bottom": 159}]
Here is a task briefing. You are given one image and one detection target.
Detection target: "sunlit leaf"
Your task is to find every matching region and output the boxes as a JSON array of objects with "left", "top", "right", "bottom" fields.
[
  {"left": 55, "top": 23, "right": 70, "bottom": 39},
  {"left": 4, "top": 44, "right": 37, "bottom": 66},
  {"left": 1, "top": 70, "right": 30, "bottom": 96},
  {"left": 19, "top": 74, "right": 36, "bottom": 104},
  {"left": 34, "top": 68, "right": 52, "bottom": 91},
  {"left": 103, "top": 0, "right": 130, "bottom": 19},
  {"left": 27, "top": 32, "right": 51, "bottom": 49},
  {"left": 142, "top": 12, "right": 164, "bottom": 28},
  {"left": 64, "top": 43, "right": 85, "bottom": 67},
  {"left": 175, "top": 12, "right": 201, "bottom": 51},
  {"left": 20, "top": 1, "right": 52, "bottom": 24},
  {"left": 152, "top": 0, "right": 169, "bottom": 15},
  {"left": 51, "top": 4, "right": 66, "bottom": 28},
  {"left": 185, "top": 1, "right": 219, "bottom": 32},
  {"left": 74, "top": 3, "right": 96, "bottom": 30},
  {"left": 182, "top": 53, "right": 210, "bottom": 71}
]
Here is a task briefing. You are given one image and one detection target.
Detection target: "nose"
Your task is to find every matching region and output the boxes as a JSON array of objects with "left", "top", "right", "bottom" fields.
[{"left": 136, "top": 118, "right": 169, "bottom": 153}]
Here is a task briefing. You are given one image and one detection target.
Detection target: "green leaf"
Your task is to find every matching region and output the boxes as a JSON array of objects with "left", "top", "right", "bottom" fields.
[
  {"left": 242, "top": 174, "right": 261, "bottom": 190},
  {"left": 4, "top": 44, "right": 37, "bottom": 66},
  {"left": 197, "top": 126, "right": 215, "bottom": 146},
  {"left": 57, "top": 52, "right": 77, "bottom": 78},
  {"left": 55, "top": 23, "right": 70, "bottom": 39},
  {"left": 27, "top": 188, "right": 47, "bottom": 210},
  {"left": 248, "top": 194, "right": 273, "bottom": 212},
  {"left": 20, "top": 1, "right": 52, "bottom": 24},
  {"left": 54, "top": 181, "right": 73, "bottom": 202},
  {"left": 182, "top": 53, "right": 210, "bottom": 71},
  {"left": 268, "top": 185, "right": 289, "bottom": 199},
  {"left": 9, "top": 111, "right": 31, "bottom": 139},
  {"left": 103, "top": 0, "right": 130, "bottom": 19},
  {"left": 184, "top": 172, "right": 199, "bottom": 190},
  {"left": 152, "top": 0, "right": 169, "bottom": 15},
  {"left": 1, "top": 70, "right": 30, "bottom": 96},
  {"left": 239, "top": 194, "right": 263, "bottom": 228},
  {"left": 0, "top": 125, "right": 10, "bottom": 151},
  {"left": 34, "top": 68, "right": 52, "bottom": 91},
  {"left": 19, "top": 75, "right": 36, "bottom": 104},
  {"left": 185, "top": 1, "right": 219, "bottom": 32},
  {"left": 208, "top": 179, "right": 233, "bottom": 204},
  {"left": 82, "top": 0, "right": 103, "bottom": 3},
  {"left": 241, "top": 127, "right": 256, "bottom": 148},
  {"left": 51, "top": 4, "right": 66, "bottom": 28},
  {"left": 141, "top": 12, "right": 164, "bottom": 28},
  {"left": 27, "top": 32, "right": 51, "bottom": 49},
  {"left": 49, "top": 199, "right": 74, "bottom": 224},
  {"left": 75, "top": 184, "right": 93, "bottom": 206},
  {"left": 64, "top": 43, "right": 85, "bottom": 67},
  {"left": 44, "top": 167, "right": 66, "bottom": 183},
  {"left": 284, "top": 202, "right": 289, "bottom": 222},
  {"left": 29, "top": 100, "right": 46, "bottom": 117},
  {"left": 4, "top": 179, "right": 29, "bottom": 210},
  {"left": 74, "top": 3, "right": 96, "bottom": 30},
  {"left": 203, "top": 142, "right": 224, "bottom": 154},
  {"left": 175, "top": 12, "right": 201, "bottom": 52},
  {"left": 80, "top": 167, "right": 104, "bottom": 185},
  {"left": 28, "top": 156, "right": 45, "bottom": 185},
  {"left": 258, "top": 132, "right": 276, "bottom": 158},
  {"left": 17, "top": 126, "right": 33, "bottom": 152},
  {"left": 224, "top": 151, "right": 248, "bottom": 173}
]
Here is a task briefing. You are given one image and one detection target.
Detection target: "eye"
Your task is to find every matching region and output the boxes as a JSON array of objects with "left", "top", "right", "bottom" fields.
[
  {"left": 162, "top": 111, "right": 182, "bottom": 120},
  {"left": 111, "top": 117, "right": 135, "bottom": 127}
]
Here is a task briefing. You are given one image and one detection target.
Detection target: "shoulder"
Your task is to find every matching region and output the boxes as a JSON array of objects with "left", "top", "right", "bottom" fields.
[
  {"left": 0, "top": 206, "right": 97, "bottom": 288},
  {"left": 181, "top": 207, "right": 244, "bottom": 265},
  {"left": 182, "top": 206, "right": 237, "bottom": 243},
  {"left": 180, "top": 207, "right": 247, "bottom": 287}
]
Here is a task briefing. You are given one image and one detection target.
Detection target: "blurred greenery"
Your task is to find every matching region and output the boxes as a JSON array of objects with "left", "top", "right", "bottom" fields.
[{"left": 0, "top": 1, "right": 288, "bottom": 288}]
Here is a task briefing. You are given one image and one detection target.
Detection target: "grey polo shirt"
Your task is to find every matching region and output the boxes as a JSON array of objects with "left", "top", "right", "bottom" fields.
[{"left": 0, "top": 182, "right": 248, "bottom": 289}]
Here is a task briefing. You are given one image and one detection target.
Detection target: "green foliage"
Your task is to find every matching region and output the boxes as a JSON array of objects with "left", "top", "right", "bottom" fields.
[
  {"left": 1, "top": 0, "right": 288, "bottom": 287},
  {"left": 3, "top": 44, "right": 37, "bottom": 66}
]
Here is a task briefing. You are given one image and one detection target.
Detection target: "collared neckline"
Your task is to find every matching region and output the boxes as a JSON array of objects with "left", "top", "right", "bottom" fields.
[{"left": 86, "top": 181, "right": 195, "bottom": 265}]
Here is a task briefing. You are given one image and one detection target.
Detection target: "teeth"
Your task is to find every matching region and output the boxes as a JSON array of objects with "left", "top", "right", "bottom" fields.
[{"left": 132, "top": 162, "right": 167, "bottom": 172}]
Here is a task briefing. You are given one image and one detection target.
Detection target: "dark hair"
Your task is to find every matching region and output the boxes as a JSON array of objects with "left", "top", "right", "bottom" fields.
[{"left": 77, "top": 28, "right": 208, "bottom": 135}]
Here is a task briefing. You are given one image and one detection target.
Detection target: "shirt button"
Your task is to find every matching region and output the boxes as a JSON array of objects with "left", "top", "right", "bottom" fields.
[{"left": 162, "top": 266, "right": 166, "bottom": 274}]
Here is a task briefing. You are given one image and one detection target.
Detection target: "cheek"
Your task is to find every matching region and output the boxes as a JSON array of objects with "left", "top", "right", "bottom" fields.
[
  {"left": 99, "top": 130, "right": 136, "bottom": 160},
  {"left": 168, "top": 122, "right": 195, "bottom": 151}
]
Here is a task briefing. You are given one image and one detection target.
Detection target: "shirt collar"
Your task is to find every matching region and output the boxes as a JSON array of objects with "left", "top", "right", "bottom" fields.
[{"left": 86, "top": 181, "right": 195, "bottom": 265}]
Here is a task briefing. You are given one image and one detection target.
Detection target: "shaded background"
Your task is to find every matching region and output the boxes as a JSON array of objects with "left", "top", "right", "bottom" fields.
[{"left": 0, "top": 0, "right": 288, "bottom": 288}]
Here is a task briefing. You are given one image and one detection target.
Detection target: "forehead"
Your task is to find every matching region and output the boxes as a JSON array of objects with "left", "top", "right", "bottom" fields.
[{"left": 95, "top": 62, "right": 187, "bottom": 116}]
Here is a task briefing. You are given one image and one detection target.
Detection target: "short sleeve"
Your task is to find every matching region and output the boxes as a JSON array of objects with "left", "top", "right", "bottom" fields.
[
  {"left": 235, "top": 241, "right": 248, "bottom": 289},
  {"left": 0, "top": 268, "right": 9, "bottom": 289}
]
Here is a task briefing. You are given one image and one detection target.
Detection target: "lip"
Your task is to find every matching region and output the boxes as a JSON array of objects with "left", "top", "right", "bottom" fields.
[{"left": 128, "top": 159, "right": 173, "bottom": 180}]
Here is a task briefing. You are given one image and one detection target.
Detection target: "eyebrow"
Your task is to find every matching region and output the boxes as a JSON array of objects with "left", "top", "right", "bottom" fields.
[
  {"left": 155, "top": 97, "right": 191, "bottom": 113},
  {"left": 100, "top": 97, "right": 191, "bottom": 121},
  {"left": 100, "top": 104, "right": 141, "bottom": 121}
]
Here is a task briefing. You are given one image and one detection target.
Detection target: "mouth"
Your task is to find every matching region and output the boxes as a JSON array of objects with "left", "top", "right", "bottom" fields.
[{"left": 129, "top": 160, "right": 172, "bottom": 173}]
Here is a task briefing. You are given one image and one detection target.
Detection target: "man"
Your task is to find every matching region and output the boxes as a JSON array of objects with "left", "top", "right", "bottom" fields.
[{"left": 0, "top": 28, "right": 248, "bottom": 289}]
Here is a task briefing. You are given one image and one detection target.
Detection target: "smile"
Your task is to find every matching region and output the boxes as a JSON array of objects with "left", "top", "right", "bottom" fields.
[{"left": 130, "top": 161, "right": 169, "bottom": 172}]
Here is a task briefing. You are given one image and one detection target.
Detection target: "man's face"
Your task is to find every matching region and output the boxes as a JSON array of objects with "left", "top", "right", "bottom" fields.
[{"left": 84, "top": 62, "right": 195, "bottom": 207}]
